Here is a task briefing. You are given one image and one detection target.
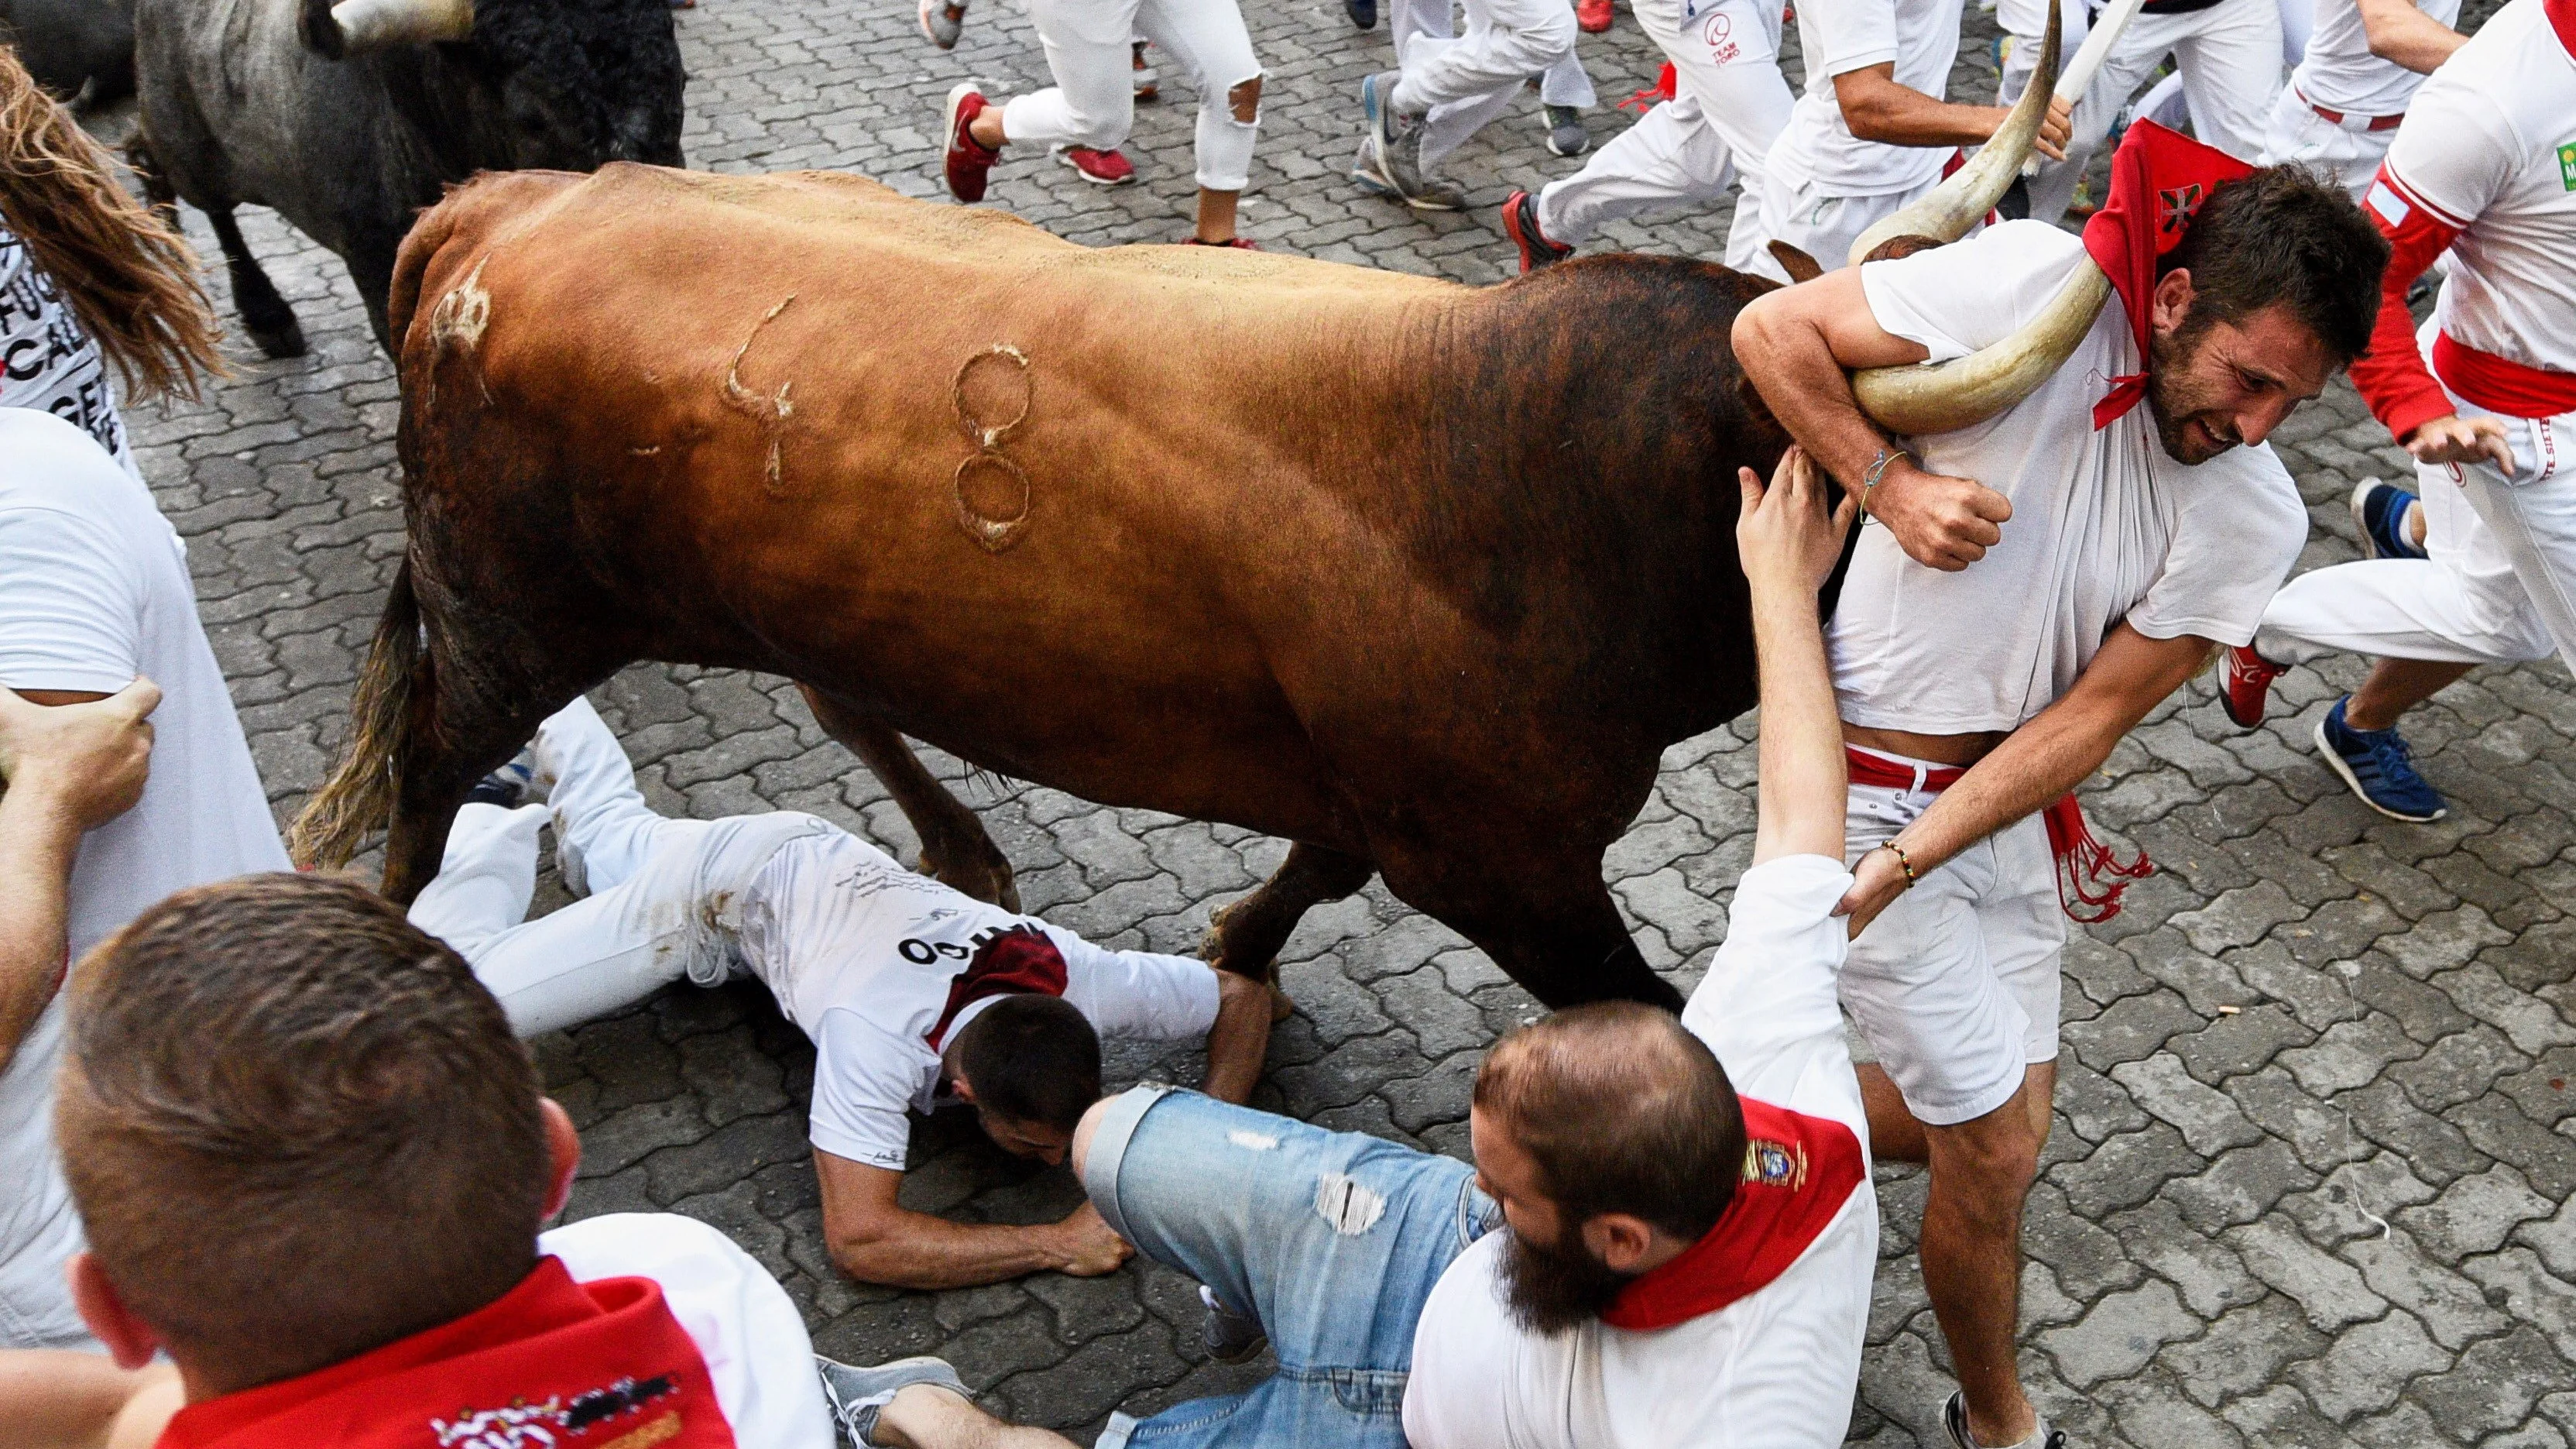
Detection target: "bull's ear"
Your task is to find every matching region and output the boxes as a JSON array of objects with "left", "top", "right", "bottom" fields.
[
  {"left": 300, "top": 0, "right": 348, "bottom": 58},
  {"left": 1766, "top": 241, "right": 1823, "bottom": 285}
]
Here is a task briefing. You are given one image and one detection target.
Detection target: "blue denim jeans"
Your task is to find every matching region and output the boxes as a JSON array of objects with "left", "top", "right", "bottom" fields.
[{"left": 1080, "top": 1086, "right": 1499, "bottom": 1449}]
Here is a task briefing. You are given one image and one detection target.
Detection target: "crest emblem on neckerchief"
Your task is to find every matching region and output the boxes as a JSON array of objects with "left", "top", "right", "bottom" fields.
[{"left": 1741, "top": 1138, "right": 1809, "bottom": 1190}]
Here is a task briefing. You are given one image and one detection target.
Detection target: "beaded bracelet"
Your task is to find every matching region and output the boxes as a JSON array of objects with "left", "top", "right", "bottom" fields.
[{"left": 1871, "top": 841, "right": 1918, "bottom": 888}]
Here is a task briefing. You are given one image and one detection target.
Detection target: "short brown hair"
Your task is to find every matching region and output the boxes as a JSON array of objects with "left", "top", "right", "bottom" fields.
[
  {"left": 57, "top": 874, "right": 550, "bottom": 1392},
  {"left": 1473, "top": 1002, "right": 1745, "bottom": 1241},
  {"left": 2161, "top": 164, "right": 2389, "bottom": 366}
]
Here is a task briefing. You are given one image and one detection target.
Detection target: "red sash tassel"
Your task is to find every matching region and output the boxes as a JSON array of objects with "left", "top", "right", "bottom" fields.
[{"left": 1845, "top": 747, "right": 2153, "bottom": 923}]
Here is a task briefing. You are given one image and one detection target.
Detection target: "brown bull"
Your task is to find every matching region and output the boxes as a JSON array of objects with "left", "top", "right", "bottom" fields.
[{"left": 295, "top": 162, "right": 1813, "bottom": 1011}]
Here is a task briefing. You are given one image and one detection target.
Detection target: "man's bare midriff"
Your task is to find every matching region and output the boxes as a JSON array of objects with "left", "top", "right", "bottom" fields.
[{"left": 1843, "top": 722, "right": 2010, "bottom": 769}]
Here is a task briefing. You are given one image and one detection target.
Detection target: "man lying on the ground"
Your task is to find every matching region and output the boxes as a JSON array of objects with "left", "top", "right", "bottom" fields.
[
  {"left": 1067, "top": 445, "right": 1875, "bottom": 1449},
  {"left": 406, "top": 699, "right": 1277, "bottom": 1290}
]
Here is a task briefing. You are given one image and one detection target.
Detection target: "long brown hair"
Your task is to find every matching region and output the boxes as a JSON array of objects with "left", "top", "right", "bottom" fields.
[{"left": 0, "top": 49, "right": 225, "bottom": 400}]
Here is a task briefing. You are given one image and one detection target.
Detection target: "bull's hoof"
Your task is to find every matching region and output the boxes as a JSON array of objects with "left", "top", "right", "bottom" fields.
[{"left": 246, "top": 313, "right": 308, "bottom": 359}]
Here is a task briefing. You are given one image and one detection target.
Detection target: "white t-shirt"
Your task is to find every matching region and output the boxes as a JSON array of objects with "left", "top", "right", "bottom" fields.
[
  {"left": 1830, "top": 222, "right": 2310, "bottom": 732},
  {"left": 0, "top": 227, "right": 133, "bottom": 476},
  {"left": 1766, "top": 0, "right": 1969, "bottom": 197},
  {"left": 733, "top": 832, "right": 1222, "bottom": 1172},
  {"left": 540, "top": 1213, "right": 835, "bottom": 1448},
  {"left": 2290, "top": 0, "right": 2460, "bottom": 118},
  {"left": 2375, "top": 0, "right": 2576, "bottom": 376},
  {"left": 1401, "top": 855, "right": 1877, "bottom": 1449},
  {"left": 0, "top": 411, "right": 287, "bottom": 1349}
]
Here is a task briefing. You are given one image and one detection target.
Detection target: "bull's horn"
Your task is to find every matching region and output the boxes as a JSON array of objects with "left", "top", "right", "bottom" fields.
[
  {"left": 1851, "top": 257, "right": 2110, "bottom": 435},
  {"left": 1844, "top": 0, "right": 2061, "bottom": 266},
  {"left": 328, "top": 0, "right": 475, "bottom": 53}
]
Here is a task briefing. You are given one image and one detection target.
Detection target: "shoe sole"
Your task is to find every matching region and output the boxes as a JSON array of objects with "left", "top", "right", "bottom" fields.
[
  {"left": 1547, "top": 134, "right": 1589, "bottom": 156},
  {"left": 1359, "top": 74, "right": 1458, "bottom": 210},
  {"left": 1500, "top": 195, "right": 1569, "bottom": 271},
  {"left": 2313, "top": 716, "right": 2446, "bottom": 822}
]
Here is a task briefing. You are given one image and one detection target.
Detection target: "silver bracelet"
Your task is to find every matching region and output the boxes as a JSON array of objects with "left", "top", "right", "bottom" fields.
[{"left": 1860, "top": 447, "right": 1908, "bottom": 524}]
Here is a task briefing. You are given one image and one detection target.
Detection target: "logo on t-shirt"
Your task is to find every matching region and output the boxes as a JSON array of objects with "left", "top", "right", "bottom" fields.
[{"left": 2559, "top": 142, "right": 2576, "bottom": 191}]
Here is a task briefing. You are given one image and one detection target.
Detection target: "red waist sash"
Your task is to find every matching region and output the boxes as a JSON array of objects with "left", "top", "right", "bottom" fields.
[
  {"left": 1845, "top": 746, "right": 2152, "bottom": 923},
  {"left": 2433, "top": 333, "right": 2576, "bottom": 421}
]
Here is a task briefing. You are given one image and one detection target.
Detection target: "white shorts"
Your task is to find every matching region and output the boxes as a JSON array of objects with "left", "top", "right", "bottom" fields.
[{"left": 1840, "top": 770, "right": 2065, "bottom": 1127}]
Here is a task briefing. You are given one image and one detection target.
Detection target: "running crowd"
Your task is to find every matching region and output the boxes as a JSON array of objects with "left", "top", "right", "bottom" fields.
[{"left": 0, "top": 0, "right": 2571, "bottom": 1443}]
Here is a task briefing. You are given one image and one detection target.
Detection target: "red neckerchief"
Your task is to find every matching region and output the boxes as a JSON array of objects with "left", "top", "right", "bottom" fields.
[
  {"left": 2079, "top": 120, "right": 2256, "bottom": 430},
  {"left": 156, "top": 1258, "right": 739, "bottom": 1449},
  {"left": 2550, "top": 0, "right": 2575, "bottom": 57},
  {"left": 924, "top": 923, "right": 1071, "bottom": 1049},
  {"left": 1597, "top": 1097, "right": 1866, "bottom": 1331}
]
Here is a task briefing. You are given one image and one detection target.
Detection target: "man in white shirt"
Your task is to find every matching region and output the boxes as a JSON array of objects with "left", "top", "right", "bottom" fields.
[
  {"left": 2221, "top": 0, "right": 2574, "bottom": 823},
  {"left": 1068, "top": 445, "right": 1875, "bottom": 1449},
  {"left": 0, "top": 412, "right": 290, "bottom": 1352},
  {"left": 1498, "top": 0, "right": 1796, "bottom": 273},
  {"left": 406, "top": 696, "right": 1276, "bottom": 1292},
  {"left": 1750, "top": 0, "right": 2072, "bottom": 280},
  {"left": 2259, "top": 0, "right": 2464, "bottom": 198},
  {"left": 1731, "top": 152, "right": 2384, "bottom": 1447},
  {"left": 2001, "top": 0, "right": 2285, "bottom": 225}
]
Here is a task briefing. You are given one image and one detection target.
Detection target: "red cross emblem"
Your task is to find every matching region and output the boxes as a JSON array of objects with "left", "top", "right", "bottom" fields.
[{"left": 2157, "top": 184, "right": 2206, "bottom": 239}]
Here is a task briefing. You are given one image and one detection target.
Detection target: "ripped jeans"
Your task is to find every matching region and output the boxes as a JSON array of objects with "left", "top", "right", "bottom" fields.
[{"left": 1081, "top": 1087, "right": 1498, "bottom": 1447}]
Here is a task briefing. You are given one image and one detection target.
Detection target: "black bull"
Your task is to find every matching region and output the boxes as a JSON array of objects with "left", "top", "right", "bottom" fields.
[{"left": 296, "top": 165, "right": 1842, "bottom": 1012}]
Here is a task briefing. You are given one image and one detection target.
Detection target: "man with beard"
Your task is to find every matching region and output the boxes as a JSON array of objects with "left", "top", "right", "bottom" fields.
[
  {"left": 1067, "top": 444, "right": 1877, "bottom": 1448},
  {"left": 1730, "top": 135, "right": 2384, "bottom": 1449}
]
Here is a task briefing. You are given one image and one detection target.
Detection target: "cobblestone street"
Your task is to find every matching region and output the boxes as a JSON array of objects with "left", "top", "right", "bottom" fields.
[{"left": 108, "top": 0, "right": 2575, "bottom": 1439}]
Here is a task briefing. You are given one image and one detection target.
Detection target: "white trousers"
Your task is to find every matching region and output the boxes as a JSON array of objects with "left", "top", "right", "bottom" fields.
[
  {"left": 1534, "top": 0, "right": 1793, "bottom": 269},
  {"left": 2258, "top": 462, "right": 2557, "bottom": 668},
  {"left": 1390, "top": 0, "right": 1588, "bottom": 170},
  {"left": 1748, "top": 169, "right": 1943, "bottom": 282},
  {"left": 1001, "top": 0, "right": 1263, "bottom": 190},
  {"left": 1841, "top": 766, "right": 2066, "bottom": 1128},
  {"left": 406, "top": 697, "right": 829, "bottom": 1038},
  {"left": 1999, "top": 0, "right": 2282, "bottom": 223},
  {"left": 2257, "top": 88, "right": 2394, "bottom": 201}
]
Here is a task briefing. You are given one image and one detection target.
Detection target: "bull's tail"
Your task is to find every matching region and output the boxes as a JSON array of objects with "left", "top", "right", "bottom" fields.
[{"left": 288, "top": 559, "right": 425, "bottom": 869}]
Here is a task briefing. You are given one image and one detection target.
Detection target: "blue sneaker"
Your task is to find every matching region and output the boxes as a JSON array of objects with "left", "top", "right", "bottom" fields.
[
  {"left": 2316, "top": 697, "right": 2446, "bottom": 822},
  {"left": 2351, "top": 479, "right": 2427, "bottom": 561}
]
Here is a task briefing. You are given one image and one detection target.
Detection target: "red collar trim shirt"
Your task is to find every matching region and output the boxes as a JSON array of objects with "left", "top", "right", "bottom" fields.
[
  {"left": 2349, "top": 0, "right": 2576, "bottom": 441},
  {"left": 1401, "top": 856, "right": 1878, "bottom": 1449},
  {"left": 156, "top": 1214, "right": 834, "bottom": 1449}
]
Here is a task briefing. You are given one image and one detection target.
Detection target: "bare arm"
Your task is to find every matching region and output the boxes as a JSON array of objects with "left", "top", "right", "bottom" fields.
[
  {"left": 0, "top": 1353, "right": 181, "bottom": 1449},
  {"left": 1836, "top": 623, "right": 2213, "bottom": 933},
  {"left": 2357, "top": 0, "right": 2464, "bottom": 73},
  {"left": 1200, "top": 969, "right": 1271, "bottom": 1104},
  {"left": 1738, "top": 448, "right": 1859, "bottom": 864},
  {"left": 1732, "top": 271, "right": 2015, "bottom": 572},
  {"left": 0, "top": 682, "right": 158, "bottom": 1072},
  {"left": 815, "top": 1152, "right": 1130, "bottom": 1290},
  {"left": 873, "top": 1382, "right": 1081, "bottom": 1449},
  {"left": 1832, "top": 64, "right": 2072, "bottom": 156}
]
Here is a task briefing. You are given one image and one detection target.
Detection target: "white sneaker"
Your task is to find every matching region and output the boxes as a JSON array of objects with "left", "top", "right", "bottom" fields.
[
  {"left": 1941, "top": 1392, "right": 2066, "bottom": 1449},
  {"left": 817, "top": 1355, "right": 969, "bottom": 1447},
  {"left": 918, "top": 0, "right": 966, "bottom": 48}
]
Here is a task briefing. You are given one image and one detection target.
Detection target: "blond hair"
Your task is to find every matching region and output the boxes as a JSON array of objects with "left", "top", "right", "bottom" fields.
[{"left": 0, "top": 49, "right": 224, "bottom": 400}]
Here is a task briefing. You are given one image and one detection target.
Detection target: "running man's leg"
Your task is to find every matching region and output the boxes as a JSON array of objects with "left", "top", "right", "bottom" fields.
[
  {"left": 2169, "top": 0, "right": 2284, "bottom": 163},
  {"left": 1134, "top": 0, "right": 1261, "bottom": 192},
  {"left": 537, "top": 695, "right": 716, "bottom": 896},
  {"left": 2456, "top": 415, "right": 2576, "bottom": 678},
  {"left": 1397, "top": 0, "right": 1580, "bottom": 147},
  {"left": 1000, "top": 0, "right": 1147, "bottom": 154},
  {"left": 1076, "top": 1087, "right": 1489, "bottom": 1447},
  {"left": 1536, "top": 98, "right": 1734, "bottom": 242}
]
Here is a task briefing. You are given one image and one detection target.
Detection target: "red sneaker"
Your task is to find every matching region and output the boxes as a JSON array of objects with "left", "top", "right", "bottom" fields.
[
  {"left": 1501, "top": 190, "right": 1573, "bottom": 273},
  {"left": 943, "top": 83, "right": 1000, "bottom": 203},
  {"left": 1058, "top": 146, "right": 1137, "bottom": 185},
  {"left": 1576, "top": 0, "right": 1613, "bottom": 31},
  {"left": 2218, "top": 644, "right": 2287, "bottom": 729}
]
